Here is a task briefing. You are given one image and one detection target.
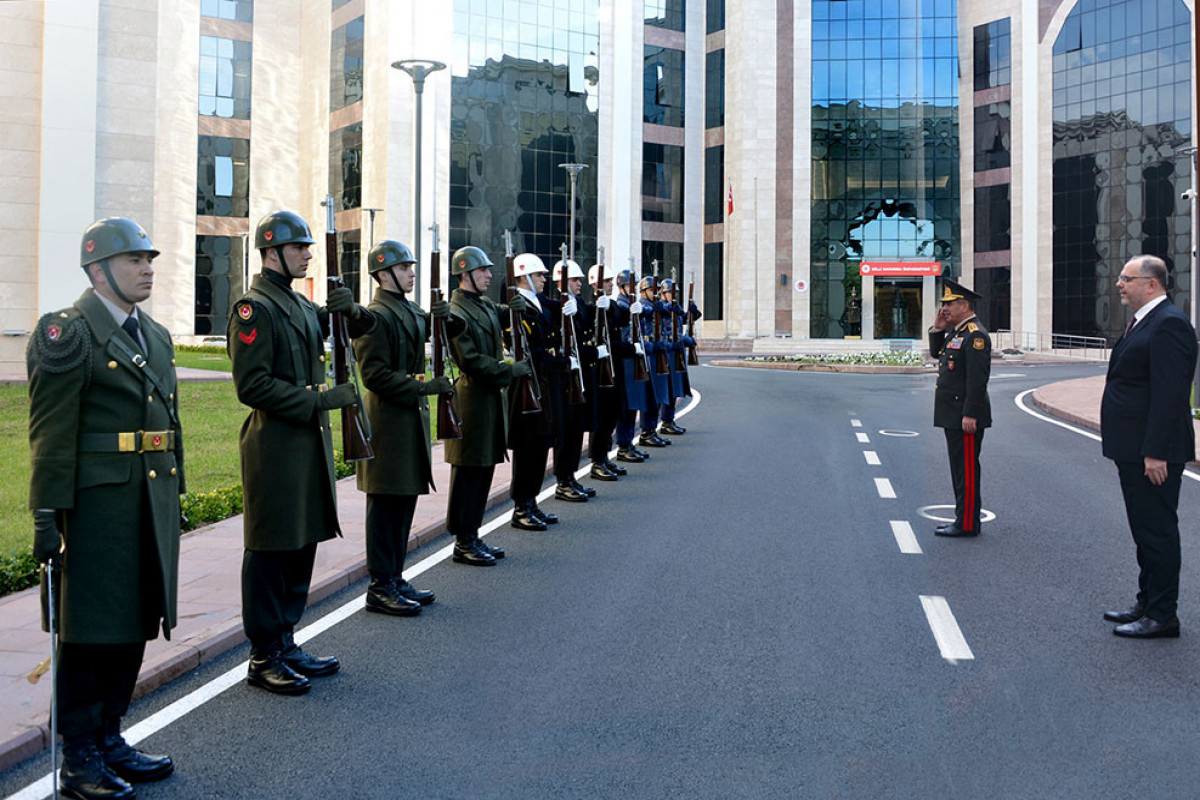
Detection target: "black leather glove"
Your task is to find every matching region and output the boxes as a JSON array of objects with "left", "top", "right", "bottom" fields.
[
  {"left": 688, "top": 301, "right": 702, "bottom": 320},
  {"left": 431, "top": 299, "right": 451, "bottom": 319},
  {"left": 33, "top": 510, "right": 61, "bottom": 565},
  {"left": 326, "top": 286, "right": 356, "bottom": 316},
  {"left": 318, "top": 383, "right": 359, "bottom": 410},
  {"left": 511, "top": 360, "right": 532, "bottom": 379},
  {"left": 507, "top": 294, "right": 530, "bottom": 315},
  {"left": 420, "top": 376, "right": 455, "bottom": 396}
]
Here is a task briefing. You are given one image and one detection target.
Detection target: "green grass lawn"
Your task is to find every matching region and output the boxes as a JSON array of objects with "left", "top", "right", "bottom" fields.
[{"left": 174, "top": 348, "right": 232, "bottom": 372}]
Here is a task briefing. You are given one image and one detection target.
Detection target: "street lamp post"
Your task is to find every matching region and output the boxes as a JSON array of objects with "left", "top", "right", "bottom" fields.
[
  {"left": 559, "top": 162, "right": 587, "bottom": 264},
  {"left": 392, "top": 58, "right": 446, "bottom": 267}
]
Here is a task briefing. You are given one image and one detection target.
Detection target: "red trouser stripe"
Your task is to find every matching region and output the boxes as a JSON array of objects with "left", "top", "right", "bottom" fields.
[{"left": 962, "top": 431, "right": 976, "bottom": 530}]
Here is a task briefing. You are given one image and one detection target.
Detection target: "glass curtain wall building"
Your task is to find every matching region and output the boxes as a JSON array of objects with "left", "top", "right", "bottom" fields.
[
  {"left": 1051, "top": 0, "right": 1192, "bottom": 343},
  {"left": 809, "top": 0, "right": 961, "bottom": 339},
  {"left": 448, "top": 0, "right": 600, "bottom": 291}
]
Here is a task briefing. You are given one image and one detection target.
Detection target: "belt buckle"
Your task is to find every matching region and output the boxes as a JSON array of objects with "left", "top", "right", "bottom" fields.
[{"left": 117, "top": 432, "right": 136, "bottom": 452}]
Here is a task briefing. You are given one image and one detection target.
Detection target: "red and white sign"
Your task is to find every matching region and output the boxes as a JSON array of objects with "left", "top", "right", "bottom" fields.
[
  {"left": 859, "top": 261, "right": 942, "bottom": 277},
  {"left": 794, "top": 278, "right": 808, "bottom": 294}
]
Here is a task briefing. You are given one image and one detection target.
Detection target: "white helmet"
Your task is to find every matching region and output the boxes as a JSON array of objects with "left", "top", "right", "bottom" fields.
[
  {"left": 552, "top": 259, "right": 585, "bottom": 281},
  {"left": 513, "top": 253, "right": 548, "bottom": 276},
  {"left": 588, "top": 263, "right": 617, "bottom": 284}
]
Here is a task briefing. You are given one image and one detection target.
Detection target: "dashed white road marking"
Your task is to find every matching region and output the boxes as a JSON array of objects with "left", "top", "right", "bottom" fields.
[
  {"left": 864, "top": 451, "right": 881, "bottom": 466},
  {"left": 855, "top": 432, "right": 870, "bottom": 443},
  {"left": 850, "top": 419, "right": 863, "bottom": 428},
  {"left": 889, "top": 520, "right": 922, "bottom": 554},
  {"left": 920, "top": 595, "right": 975, "bottom": 663},
  {"left": 875, "top": 478, "right": 896, "bottom": 498}
]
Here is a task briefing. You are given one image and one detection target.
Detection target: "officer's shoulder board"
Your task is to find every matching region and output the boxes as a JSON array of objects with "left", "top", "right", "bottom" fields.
[
  {"left": 29, "top": 309, "right": 91, "bottom": 374},
  {"left": 966, "top": 322, "right": 980, "bottom": 333}
]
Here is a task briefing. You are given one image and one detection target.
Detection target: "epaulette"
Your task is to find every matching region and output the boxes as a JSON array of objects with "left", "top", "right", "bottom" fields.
[
  {"left": 28, "top": 310, "right": 92, "bottom": 376},
  {"left": 966, "top": 322, "right": 980, "bottom": 333},
  {"left": 232, "top": 299, "right": 260, "bottom": 325}
]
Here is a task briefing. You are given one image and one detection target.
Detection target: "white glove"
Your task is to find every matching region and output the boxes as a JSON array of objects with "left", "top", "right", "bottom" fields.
[
  {"left": 563, "top": 297, "right": 578, "bottom": 317},
  {"left": 569, "top": 355, "right": 581, "bottom": 372},
  {"left": 596, "top": 344, "right": 610, "bottom": 360},
  {"left": 596, "top": 295, "right": 611, "bottom": 310},
  {"left": 631, "top": 300, "right": 644, "bottom": 315},
  {"left": 634, "top": 342, "right": 644, "bottom": 356}
]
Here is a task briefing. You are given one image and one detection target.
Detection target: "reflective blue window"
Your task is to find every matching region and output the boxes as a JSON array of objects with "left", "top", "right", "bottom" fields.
[
  {"left": 1051, "top": 0, "right": 1192, "bottom": 342},
  {"left": 330, "top": 16, "right": 363, "bottom": 112}
]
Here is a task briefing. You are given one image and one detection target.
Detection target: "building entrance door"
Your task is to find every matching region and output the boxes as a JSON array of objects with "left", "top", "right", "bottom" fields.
[{"left": 873, "top": 280, "right": 922, "bottom": 339}]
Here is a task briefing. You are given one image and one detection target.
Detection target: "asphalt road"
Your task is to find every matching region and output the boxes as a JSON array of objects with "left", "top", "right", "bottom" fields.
[{"left": 5, "top": 360, "right": 1200, "bottom": 799}]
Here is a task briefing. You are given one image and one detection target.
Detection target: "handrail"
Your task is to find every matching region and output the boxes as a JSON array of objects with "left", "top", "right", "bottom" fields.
[{"left": 993, "top": 329, "right": 1109, "bottom": 362}]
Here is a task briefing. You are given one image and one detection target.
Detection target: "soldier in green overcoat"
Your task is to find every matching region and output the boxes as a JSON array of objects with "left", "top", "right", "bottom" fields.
[
  {"left": 28, "top": 217, "right": 182, "bottom": 798},
  {"left": 354, "top": 240, "right": 454, "bottom": 615},
  {"left": 227, "top": 210, "right": 372, "bottom": 695},
  {"left": 444, "top": 245, "right": 530, "bottom": 566}
]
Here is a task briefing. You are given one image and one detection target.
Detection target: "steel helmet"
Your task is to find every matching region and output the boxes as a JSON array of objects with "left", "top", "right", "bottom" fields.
[
  {"left": 638, "top": 275, "right": 658, "bottom": 292},
  {"left": 80, "top": 217, "right": 159, "bottom": 267},
  {"left": 660, "top": 278, "right": 677, "bottom": 293},
  {"left": 368, "top": 240, "right": 416, "bottom": 274},
  {"left": 552, "top": 259, "right": 585, "bottom": 281},
  {"left": 451, "top": 245, "right": 494, "bottom": 276},
  {"left": 255, "top": 211, "right": 315, "bottom": 250},
  {"left": 512, "top": 253, "right": 548, "bottom": 277},
  {"left": 616, "top": 269, "right": 637, "bottom": 288}
]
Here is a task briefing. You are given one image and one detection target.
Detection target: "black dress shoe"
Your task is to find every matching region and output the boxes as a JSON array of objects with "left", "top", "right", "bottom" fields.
[
  {"left": 98, "top": 729, "right": 174, "bottom": 783},
  {"left": 555, "top": 482, "right": 589, "bottom": 502},
  {"left": 590, "top": 463, "right": 619, "bottom": 481},
  {"left": 395, "top": 579, "right": 435, "bottom": 605},
  {"left": 60, "top": 737, "right": 135, "bottom": 800},
  {"left": 531, "top": 503, "right": 558, "bottom": 525},
  {"left": 1113, "top": 615, "right": 1180, "bottom": 638},
  {"left": 570, "top": 479, "right": 597, "bottom": 497},
  {"left": 511, "top": 501, "right": 548, "bottom": 531},
  {"left": 365, "top": 579, "right": 422, "bottom": 617},
  {"left": 453, "top": 541, "right": 496, "bottom": 566},
  {"left": 604, "top": 460, "right": 628, "bottom": 476},
  {"left": 934, "top": 525, "right": 978, "bottom": 538},
  {"left": 247, "top": 651, "right": 312, "bottom": 695},
  {"left": 477, "top": 538, "right": 505, "bottom": 559},
  {"left": 281, "top": 643, "right": 341, "bottom": 677},
  {"left": 1103, "top": 605, "right": 1145, "bottom": 624},
  {"left": 639, "top": 432, "right": 668, "bottom": 447},
  {"left": 659, "top": 422, "right": 686, "bottom": 435},
  {"left": 616, "top": 448, "right": 645, "bottom": 463}
]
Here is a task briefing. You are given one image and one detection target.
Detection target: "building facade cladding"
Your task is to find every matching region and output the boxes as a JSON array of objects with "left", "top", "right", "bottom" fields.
[
  {"left": 809, "top": 0, "right": 962, "bottom": 340},
  {"left": 331, "top": 15, "right": 364, "bottom": 113},
  {"left": 972, "top": 17, "right": 1012, "bottom": 331},
  {"left": 448, "top": 0, "right": 599, "bottom": 284},
  {"left": 704, "top": 0, "right": 724, "bottom": 320},
  {"left": 1051, "top": 0, "right": 1192, "bottom": 343}
]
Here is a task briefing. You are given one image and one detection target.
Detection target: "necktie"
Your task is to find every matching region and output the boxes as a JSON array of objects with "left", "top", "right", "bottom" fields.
[
  {"left": 1124, "top": 316, "right": 1135, "bottom": 337},
  {"left": 122, "top": 316, "right": 142, "bottom": 350}
]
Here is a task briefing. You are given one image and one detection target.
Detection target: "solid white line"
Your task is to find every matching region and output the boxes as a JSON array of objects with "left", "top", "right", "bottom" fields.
[
  {"left": 864, "top": 451, "right": 881, "bottom": 466},
  {"left": 850, "top": 419, "right": 862, "bottom": 428},
  {"left": 890, "top": 520, "right": 921, "bottom": 554},
  {"left": 855, "top": 432, "right": 869, "bottom": 443},
  {"left": 4, "top": 389, "right": 705, "bottom": 800},
  {"left": 875, "top": 478, "right": 896, "bottom": 499},
  {"left": 1014, "top": 389, "right": 1200, "bottom": 483},
  {"left": 920, "top": 595, "right": 975, "bottom": 662}
]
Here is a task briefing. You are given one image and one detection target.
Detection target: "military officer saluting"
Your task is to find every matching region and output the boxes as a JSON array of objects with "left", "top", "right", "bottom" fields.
[
  {"left": 929, "top": 279, "right": 992, "bottom": 538},
  {"left": 28, "top": 218, "right": 182, "bottom": 799},
  {"left": 228, "top": 210, "right": 372, "bottom": 694},
  {"left": 354, "top": 240, "right": 449, "bottom": 615}
]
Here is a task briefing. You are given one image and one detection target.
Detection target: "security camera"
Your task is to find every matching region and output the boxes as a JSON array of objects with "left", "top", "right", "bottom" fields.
[{"left": 1183, "top": 189, "right": 1196, "bottom": 200}]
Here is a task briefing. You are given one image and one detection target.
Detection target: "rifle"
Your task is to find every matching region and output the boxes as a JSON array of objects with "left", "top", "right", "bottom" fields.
[
  {"left": 672, "top": 266, "right": 691, "bottom": 397},
  {"left": 686, "top": 274, "right": 700, "bottom": 366},
  {"left": 592, "top": 245, "right": 615, "bottom": 388},
  {"left": 429, "top": 221, "right": 461, "bottom": 439},
  {"left": 322, "top": 194, "right": 373, "bottom": 461},
  {"left": 628, "top": 269, "right": 651, "bottom": 383},
  {"left": 559, "top": 242, "right": 586, "bottom": 405},
  {"left": 504, "top": 230, "right": 542, "bottom": 413},
  {"left": 651, "top": 259, "right": 670, "bottom": 376}
]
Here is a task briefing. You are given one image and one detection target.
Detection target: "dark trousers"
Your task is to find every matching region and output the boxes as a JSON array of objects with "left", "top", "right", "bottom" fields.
[
  {"left": 365, "top": 494, "right": 418, "bottom": 581},
  {"left": 590, "top": 397, "right": 618, "bottom": 464},
  {"left": 510, "top": 441, "right": 549, "bottom": 503},
  {"left": 242, "top": 543, "right": 317, "bottom": 655},
  {"left": 640, "top": 405, "right": 660, "bottom": 433},
  {"left": 1116, "top": 459, "right": 1185, "bottom": 621},
  {"left": 944, "top": 428, "right": 985, "bottom": 532},
  {"left": 56, "top": 641, "right": 146, "bottom": 737},
  {"left": 555, "top": 424, "right": 584, "bottom": 482},
  {"left": 660, "top": 398, "right": 677, "bottom": 423},
  {"left": 616, "top": 411, "right": 637, "bottom": 447},
  {"left": 448, "top": 464, "right": 495, "bottom": 545}
]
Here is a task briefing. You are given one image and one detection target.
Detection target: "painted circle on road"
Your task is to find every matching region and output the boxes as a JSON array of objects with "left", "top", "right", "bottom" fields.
[
  {"left": 879, "top": 429, "right": 920, "bottom": 437},
  {"left": 918, "top": 504, "right": 996, "bottom": 524}
]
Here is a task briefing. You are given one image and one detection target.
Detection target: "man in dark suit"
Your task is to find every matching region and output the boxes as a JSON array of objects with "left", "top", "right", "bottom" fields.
[
  {"left": 929, "top": 279, "right": 992, "bottom": 537},
  {"left": 1101, "top": 255, "right": 1197, "bottom": 639}
]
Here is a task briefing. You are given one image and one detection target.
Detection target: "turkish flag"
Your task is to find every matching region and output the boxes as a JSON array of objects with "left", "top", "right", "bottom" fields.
[{"left": 727, "top": 181, "right": 733, "bottom": 217}]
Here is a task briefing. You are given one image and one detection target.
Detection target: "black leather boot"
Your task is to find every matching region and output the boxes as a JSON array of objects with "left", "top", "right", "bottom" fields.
[
  {"left": 616, "top": 447, "right": 645, "bottom": 463},
  {"left": 590, "top": 462, "right": 619, "bottom": 481},
  {"left": 98, "top": 719, "right": 173, "bottom": 783},
  {"left": 395, "top": 578, "right": 436, "bottom": 605},
  {"left": 570, "top": 479, "right": 597, "bottom": 497},
  {"left": 60, "top": 735, "right": 135, "bottom": 800},
  {"left": 247, "top": 648, "right": 311, "bottom": 695},
  {"left": 280, "top": 633, "right": 340, "bottom": 677},
  {"left": 531, "top": 503, "right": 558, "bottom": 525},
  {"left": 453, "top": 539, "right": 496, "bottom": 566},
  {"left": 555, "top": 482, "right": 588, "bottom": 502},
  {"left": 365, "top": 578, "right": 422, "bottom": 616},
  {"left": 511, "top": 499, "right": 548, "bottom": 531},
  {"left": 659, "top": 421, "right": 686, "bottom": 435},
  {"left": 604, "top": 459, "right": 628, "bottom": 476},
  {"left": 476, "top": 537, "right": 505, "bottom": 559},
  {"left": 639, "top": 432, "right": 670, "bottom": 447}
]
